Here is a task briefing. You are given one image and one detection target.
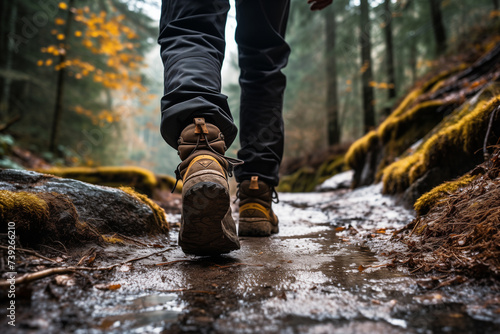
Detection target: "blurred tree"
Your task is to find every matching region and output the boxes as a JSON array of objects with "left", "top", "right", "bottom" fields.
[
  {"left": 325, "top": 5, "right": 339, "bottom": 145},
  {"left": 360, "top": 0, "right": 375, "bottom": 133},
  {"left": 49, "top": 0, "right": 75, "bottom": 152},
  {"left": 382, "top": 0, "right": 396, "bottom": 117},
  {"left": 0, "top": 0, "right": 156, "bottom": 165},
  {"left": 429, "top": 0, "right": 447, "bottom": 55}
]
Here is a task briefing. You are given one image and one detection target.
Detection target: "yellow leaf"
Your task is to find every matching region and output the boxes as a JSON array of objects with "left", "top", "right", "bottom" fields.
[
  {"left": 75, "top": 73, "right": 82, "bottom": 79},
  {"left": 37, "top": 60, "right": 44, "bottom": 66},
  {"left": 74, "top": 30, "right": 82, "bottom": 37},
  {"left": 59, "top": 2, "right": 68, "bottom": 10},
  {"left": 45, "top": 59, "right": 53, "bottom": 66},
  {"left": 57, "top": 34, "right": 65, "bottom": 40},
  {"left": 55, "top": 18, "right": 65, "bottom": 25}
]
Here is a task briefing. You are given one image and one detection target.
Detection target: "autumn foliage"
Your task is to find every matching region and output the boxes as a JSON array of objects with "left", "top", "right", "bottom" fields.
[{"left": 38, "top": 2, "right": 149, "bottom": 125}]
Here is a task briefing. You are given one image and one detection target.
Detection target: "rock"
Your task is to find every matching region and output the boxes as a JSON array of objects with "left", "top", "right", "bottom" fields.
[
  {"left": 0, "top": 169, "right": 168, "bottom": 247},
  {"left": 317, "top": 170, "right": 354, "bottom": 192}
]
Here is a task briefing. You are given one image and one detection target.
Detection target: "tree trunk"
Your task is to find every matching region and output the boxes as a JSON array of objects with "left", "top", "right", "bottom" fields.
[
  {"left": 493, "top": 0, "right": 499, "bottom": 10},
  {"left": 383, "top": 0, "right": 396, "bottom": 117},
  {"left": 410, "top": 42, "right": 417, "bottom": 84},
  {"left": 49, "top": 0, "right": 75, "bottom": 152},
  {"left": 325, "top": 6, "right": 340, "bottom": 145},
  {"left": 360, "top": 0, "right": 375, "bottom": 133},
  {"left": 429, "top": 0, "right": 447, "bottom": 56},
  {"left": 0, "top": 1, "right": 8, "bottom": 66},
  {"left": 0, "top": 2, "right": 17, "bottom": 120}
]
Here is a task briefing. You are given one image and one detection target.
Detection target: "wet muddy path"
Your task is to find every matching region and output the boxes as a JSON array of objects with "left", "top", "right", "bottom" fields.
[{"left": 3, "top": 176, "right": 500, "bottom": 333}]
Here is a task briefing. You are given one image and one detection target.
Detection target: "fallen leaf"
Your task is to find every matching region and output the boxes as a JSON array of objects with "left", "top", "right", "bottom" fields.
[
  {"left": 95, "top": 283, "right": 121, "bottom": 291},
  {"left": 335, "top": 227, "right": 345, "bottom": 232}
]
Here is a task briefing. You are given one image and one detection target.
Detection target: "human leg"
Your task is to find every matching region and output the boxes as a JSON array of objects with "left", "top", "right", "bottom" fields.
[
  {"left": 158, "top": 0, "right": 240, "bottom": 254},
  {"left": 234, "top": 0, "right": 291, "bottom": 236},
  {"left": 234, "top": 0, "right": 291, "bottom": 187},
  {"left": 159, "top": 0, "right": 237, "bottom": 150}
]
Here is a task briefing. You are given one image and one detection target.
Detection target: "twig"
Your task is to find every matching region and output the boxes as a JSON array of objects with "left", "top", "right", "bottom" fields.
[
  {"left": 409, "top": 219, "right": 421, "bottom": 237},
  {"left": 0, "top": 245, "right": 57, "bottom": 263},
  {"left": 114, "top": 233, "right": 149, "bottom": 247},
  {"left": 211, "top": 263, "right": 264, "bottom": 269},
  {"left": 484, "top": 104, "right": 500, "bottom": 161},
  {"left": 154, "top": 259, "right": 193, "bottom": 266},
  {"left": 39, "top": 244, "right": 67, "bottom": 255},
  {"left": 410, "top": 265, "right": 425, "bottom": 273},
  {"left": 157, "top": 289, "right": 216, "bottom": 295},
  {"left": 54, "top": 241, "right": 68, "bottom": 254},
  {"left": 0, "top": 267, "right": 96, "bottom": 287},
  {"left": 0, "top": 248, "right": 170, "bottom": 287},
  {"left": 119, "top": 249, "right": 169, "bottom": 265}
]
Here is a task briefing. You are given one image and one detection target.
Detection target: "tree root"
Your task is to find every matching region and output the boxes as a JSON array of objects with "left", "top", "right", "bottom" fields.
[{"left": 0, "top": 248, "right": 169, "bottom": 288}]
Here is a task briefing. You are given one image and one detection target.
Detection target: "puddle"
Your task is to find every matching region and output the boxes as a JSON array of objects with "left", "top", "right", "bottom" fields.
[{"left": 94, "top": 295, "right": 180, "bottom": 332}]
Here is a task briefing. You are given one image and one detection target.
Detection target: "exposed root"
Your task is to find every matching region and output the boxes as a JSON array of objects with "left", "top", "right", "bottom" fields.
[
  {"left": 0, "top": 248, "right": 170, "bottom": 287},
  {"left": 0, "top": 245, "right": 57, "bottom": 263}
]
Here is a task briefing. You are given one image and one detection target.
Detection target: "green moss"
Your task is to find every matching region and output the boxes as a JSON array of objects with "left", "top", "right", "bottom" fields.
[
  {"left": 39, "top": 166, "right": 159, "bottom": 196},
  {"left": 379, "top": 100, "right": 446, "bottom": 144},
  {"left": 101, "top": 235, "right": 126, "bottom": 244},
  {"left": 278, "top": 154, "right": 346, "bottom": 193},
  {"left": 345, "top": 130, "right": 378, "bottom": 170},
  {"left": 278, "top": 166, "right": 317, "bottom": 193},
  {"left": 414, "top": 174, "right": 476, "bottom": 216},
  {"left": 119, "top": 186, "right": 169, "bottom": 232},
  {"left": 156, "top": 173, "right": 182, "bottom": 192},
  {"left": 382, "top": 90, "right": 499, "bottom": 194},
  {"left": 346, "top": 65, "right": 470, "bottom": 179},
  {"left": 0, "top": 190, "right": 49, "bottom": 224}
]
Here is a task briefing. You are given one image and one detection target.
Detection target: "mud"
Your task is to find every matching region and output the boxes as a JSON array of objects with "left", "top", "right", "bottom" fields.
[{"left": 1, "top": 173, "right": 499, "bottom": 333}]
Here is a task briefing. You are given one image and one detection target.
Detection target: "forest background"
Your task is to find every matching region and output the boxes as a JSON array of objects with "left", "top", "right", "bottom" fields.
[{"left": 0, "top": 0, "right": 498, "bottom": 177}]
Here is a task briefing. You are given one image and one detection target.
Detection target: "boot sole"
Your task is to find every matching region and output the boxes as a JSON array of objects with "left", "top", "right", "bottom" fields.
[
  {"left": 180, "top": 181, "right": 240, "bottom": 255},
  {"left": 238, "top": 218, "right": 279, "bottom": 237}
]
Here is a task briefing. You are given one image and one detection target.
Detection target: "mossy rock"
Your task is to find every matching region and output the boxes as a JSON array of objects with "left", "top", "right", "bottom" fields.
[
  {"left": 413, "top": 174, "right": 476, "bottom": 216},
  {"left": 382, "top": 85, "right": 500, "bottom": 197},
  {"left": 346, "top": 42, "right": 500, "bottom": 199},
  {"left": 278, "top": 154, "right": 346, "bottom": 193},
  {"left": 37, "top": 166, "right": 160, "bottom": 197},
  {"left": 278, "top": 166, "right": 317, "bottom": 193},
  {"left": 0, "top": 169, "right": 168, "bottom": 247}
]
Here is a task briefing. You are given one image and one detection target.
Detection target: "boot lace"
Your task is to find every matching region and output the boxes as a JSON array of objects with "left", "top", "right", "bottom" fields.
[
  {"left": 233, "top": 183, "right": 280, "bottom": 204},
  {"left": 171, "top": 133, "right": 243, "bottom": 193}
]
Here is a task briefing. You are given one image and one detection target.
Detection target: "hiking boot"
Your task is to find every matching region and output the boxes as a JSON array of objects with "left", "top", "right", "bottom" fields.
[
  {"left": 175, "top": 118, "right": 240, "bottom": 255},
  {"left": 238, "top": 176, "right": 279, "bottom": 237}
]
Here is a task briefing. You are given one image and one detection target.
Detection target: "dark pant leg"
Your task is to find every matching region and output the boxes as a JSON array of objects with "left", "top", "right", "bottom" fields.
[
  {"left": 158, "top": 0, "right": 237, "bottom": 150},
  {"left": 234, "top": 0, "right": 291, "bottom": 187}
]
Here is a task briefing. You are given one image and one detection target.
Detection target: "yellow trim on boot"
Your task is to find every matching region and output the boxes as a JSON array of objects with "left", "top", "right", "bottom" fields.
[
  {"left": 183, "top": 155, "right": 223, "bottom": 182},
  {"left": 239, "top": 203, "right": 271, "bottom": 221}
]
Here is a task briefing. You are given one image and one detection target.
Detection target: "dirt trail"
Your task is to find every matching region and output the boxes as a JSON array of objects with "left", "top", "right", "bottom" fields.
[{"left": 2, "top": 173, "right": 499, "bottom": 333}]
